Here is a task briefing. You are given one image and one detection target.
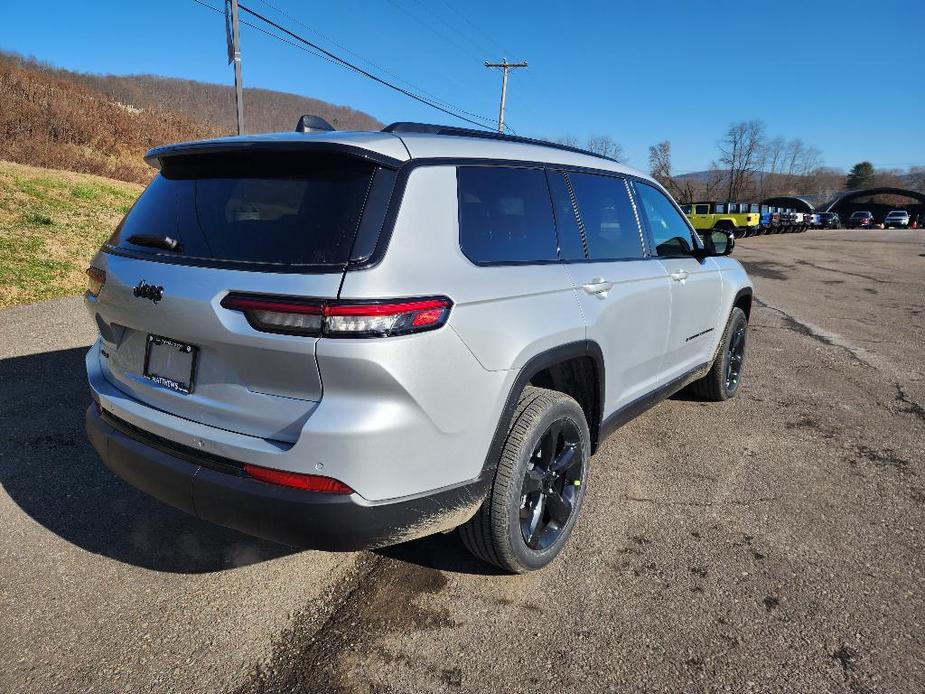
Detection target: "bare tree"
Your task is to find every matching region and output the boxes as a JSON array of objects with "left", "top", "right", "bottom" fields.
[
  {"left": 718, "top": 120, "right": 766, "bottom": 201},
  {"left": 701, "top": 168, "right": 728, "bottom": 202},
  {"left": 799, "top": 167, "right": 844, "bottom": 203},
  {"left": 586, "top": 134, "right": 625, "bottom": 162},
  {"left": 907, "top": 166, "right": 925, "bottom": 194},
  {"left": 552, "top": 135, "right": 579, "bottom": 148},
  {"left": 648, "top": 141, "right": 671, "bottom": 180},
  {"left": 648, "top": 140, "right": 682, "bottom": 198}
]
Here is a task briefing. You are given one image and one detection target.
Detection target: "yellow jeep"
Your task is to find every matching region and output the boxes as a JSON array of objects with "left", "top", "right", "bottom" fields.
[{"left": 680, "top": 202, "right": 760, "bottom": 238}]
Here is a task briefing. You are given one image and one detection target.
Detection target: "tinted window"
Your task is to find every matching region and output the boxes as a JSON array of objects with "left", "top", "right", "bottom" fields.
[
  {"left": 566, "top": 172, "right": 644, "bottom": 260},
  {"left": 110, "top": 152, "right": 377, "bottom": 267},
  {"left": 457, "top": 166, "right": 558, "bottom": 263},
  {"left": 680, "top": 204, "right": 692, "bottom": 214},
  {"left": 694, "top": 204, "right": 710, "bottom": 214},
  {"left": 547, "top": 171, "right": 586, "bottom": 261},
  {"left": 634, "top": 182, "right": 695, "bottom": 257}
]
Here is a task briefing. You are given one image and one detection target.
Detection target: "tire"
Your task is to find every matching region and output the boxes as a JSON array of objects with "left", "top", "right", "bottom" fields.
[
  {"left": 459, "top": 386, "right": 591, "bottom": 573},
  {"left": 687, "top": 307, "right": 748, "bottom": 401}
]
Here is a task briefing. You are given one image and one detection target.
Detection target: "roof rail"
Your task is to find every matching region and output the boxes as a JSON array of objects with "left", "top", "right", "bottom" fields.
[{"left": 382, "top": 122, "right": 618, "bottom": 163}]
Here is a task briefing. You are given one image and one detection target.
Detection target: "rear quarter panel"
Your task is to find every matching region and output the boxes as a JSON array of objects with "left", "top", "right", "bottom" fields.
[{"left": 337, "top": 165, "right": 587, "bottom": 488}]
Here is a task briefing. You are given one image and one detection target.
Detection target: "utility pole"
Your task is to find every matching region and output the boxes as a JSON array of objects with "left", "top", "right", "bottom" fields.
[
  {"left": 225, "top": 0, "right": 245, "bottom": 134},
  {"left": 484, "top": 59, "right": 527, "bottom": 134}
]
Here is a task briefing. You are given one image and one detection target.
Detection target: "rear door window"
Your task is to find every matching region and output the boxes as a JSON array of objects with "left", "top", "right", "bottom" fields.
[
  {"left": 565, "top": 172, "right": 644, "bottom": 260},
  {"left": 108, "top": 152, "right": 379, "bottom": 268},
  {"left": 457, "top": 166, "right": 558, "bottom": 264}
]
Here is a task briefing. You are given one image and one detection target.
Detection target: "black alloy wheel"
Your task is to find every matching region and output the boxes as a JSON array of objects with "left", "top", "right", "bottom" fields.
[
  {"left": 519, "top": 419, "right": 584, "bottom": 551},
  {"left": 459, "top": 386, "right": 591, "bottom": 573},
  {"left": 725, "top": 322, "right": 747, "bottom": 393}
]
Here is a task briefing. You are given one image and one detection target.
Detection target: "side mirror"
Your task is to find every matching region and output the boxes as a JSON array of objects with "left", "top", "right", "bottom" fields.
[{"left": 700, "top": 229, "right": 735, "bottom": 256}]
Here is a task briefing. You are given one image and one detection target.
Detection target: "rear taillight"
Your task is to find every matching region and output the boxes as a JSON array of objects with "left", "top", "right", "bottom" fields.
[
  {"left": 220, "top": 294, "right": 452, "bottom": 338},
  {"left": 243, "top": 463, "right": 354, "bottom": 494},
  {"left": 86, "top": 267, "right": 106, "bottom": 297},
  {"left": 219, "top": 296, "right": 323, "bottom": 336}
]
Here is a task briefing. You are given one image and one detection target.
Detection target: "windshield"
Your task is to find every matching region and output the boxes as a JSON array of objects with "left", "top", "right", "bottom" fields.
[{"left": 108, "top": 152, "right": 378, "bottom": 268}]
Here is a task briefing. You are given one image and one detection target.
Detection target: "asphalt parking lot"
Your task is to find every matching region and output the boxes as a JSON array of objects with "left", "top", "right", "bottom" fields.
[{"left": 2, "top": 229, "right": 923, "bottom": 693}]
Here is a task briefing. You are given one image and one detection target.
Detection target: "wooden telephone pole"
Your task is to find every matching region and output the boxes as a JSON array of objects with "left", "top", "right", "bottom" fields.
[
  {"left": 484, "top": 59, "right": 527, "bottom": 134},
  {"left": 226, "top": 0, "right": 245, "bottom": 134}
]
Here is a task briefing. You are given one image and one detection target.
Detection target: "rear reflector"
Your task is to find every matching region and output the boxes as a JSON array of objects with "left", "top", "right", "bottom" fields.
[
  {"left": 86, "top": 267, "right": 106, "bottom": 297},
  {"left": 243, "top": 463, "right": 354, "bottom": 494},
  {"left": 221, "top": 294, "right": 452, "bottom": 338}
]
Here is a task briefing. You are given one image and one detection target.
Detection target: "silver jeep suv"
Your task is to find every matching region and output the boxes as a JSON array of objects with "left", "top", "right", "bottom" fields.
[{"left": 84, "top": 121, "right": 753, "bottom": 573}]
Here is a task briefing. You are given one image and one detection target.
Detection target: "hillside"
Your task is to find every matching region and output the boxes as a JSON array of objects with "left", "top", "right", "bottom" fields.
[
  {"left": 0, "top": 52, "right": 382, "bottom": 184},
  {"left": 0, "top": 160, "right": 141, "bottom": 307},
  {"left": 69, "top": 72, "right": 383, "bottom": 134},
  {"left": 0, "top": 53, "right": 223, "bottom": 183}
]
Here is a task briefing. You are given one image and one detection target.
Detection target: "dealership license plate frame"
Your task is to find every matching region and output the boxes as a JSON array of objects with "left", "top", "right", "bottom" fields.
[{"left": 143, "top": 334, "right": 199, "bottom": 395}]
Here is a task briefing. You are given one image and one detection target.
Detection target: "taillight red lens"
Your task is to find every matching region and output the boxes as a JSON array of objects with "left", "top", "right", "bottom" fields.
[
  {"left": 221, "top": 294, "right": 452, "bottom": 338},
  {"left": 323, "top": 298, "right": 451, "bottom": 337},
  {"left": 243, "top": 463, "right": 354, "bottom": 494},
  {"left": 220, "top": 295, "right": 323, "bottom": 335},
  {"left": 86, "top": 267, "right": 106, "bottom": 297}
]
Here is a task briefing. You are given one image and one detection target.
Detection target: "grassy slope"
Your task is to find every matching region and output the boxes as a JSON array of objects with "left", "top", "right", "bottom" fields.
[{"left": 0, "top": 160, "right": 141, "bottom": 308}]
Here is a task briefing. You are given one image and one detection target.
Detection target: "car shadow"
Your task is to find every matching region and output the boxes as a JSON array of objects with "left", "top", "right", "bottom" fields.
[
  {"left": 0, "top": 346, "right": 293, "bottom": 574},
  {"left": 376, "top": 531, "right": 507, "bottom": 576},
  {"left": 668, "top": 387, "right": 710, "bottom": 402}
]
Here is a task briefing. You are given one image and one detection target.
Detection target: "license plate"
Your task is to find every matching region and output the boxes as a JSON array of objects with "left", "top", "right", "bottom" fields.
[{"left": 143, "top": 335, "right": 198, "bottom": 394}]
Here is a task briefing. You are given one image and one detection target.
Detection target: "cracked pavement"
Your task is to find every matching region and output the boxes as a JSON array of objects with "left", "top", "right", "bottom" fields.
[{"left": 2, "top": 229, "right": 923, "bottom": 693}]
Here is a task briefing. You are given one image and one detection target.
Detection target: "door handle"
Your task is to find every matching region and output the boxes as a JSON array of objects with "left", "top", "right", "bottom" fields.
[
  {"left": 670, "top": 270, "right": 689, "bottom": 282},
  {"left": 582, "top": 277, "right": 614, "bottom": 298}
]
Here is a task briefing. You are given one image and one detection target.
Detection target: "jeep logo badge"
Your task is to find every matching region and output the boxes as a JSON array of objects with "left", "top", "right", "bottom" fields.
[{"left": 133, "top": 280, "right": 164, "bottom": 304}]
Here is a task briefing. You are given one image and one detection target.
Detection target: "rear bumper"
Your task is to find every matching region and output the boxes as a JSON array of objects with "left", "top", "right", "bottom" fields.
[{"left": 86, "top": 404, "right": 486, "bottom": 550}]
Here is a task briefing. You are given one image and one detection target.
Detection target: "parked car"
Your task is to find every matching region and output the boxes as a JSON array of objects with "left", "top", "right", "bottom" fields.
[
  {"left": 767, "top": 207, "right": 783, "bottom": 234},
  {"left": 847, "top": 211, "right": 875, "bottom": 229},
  {"left": 681, "top": 201, "right": 760, "bottom": 238},
  {"left": 884, "top": 210, "right": 910, "bottom": 228},
  {"left": 817, "top": 212, "right": 840, "bottom": 229},
  {"left": 758, "top": 205, "right": 775, "bottom": 235},
  {"left": 784, "top": 209, "right": 808, "bottom": 232},
  {"left": 82, "top": 119, "right": 753, "bottom": 573},
  {"left": 776, "top": 209, "right": 791, "bottom": 233}
]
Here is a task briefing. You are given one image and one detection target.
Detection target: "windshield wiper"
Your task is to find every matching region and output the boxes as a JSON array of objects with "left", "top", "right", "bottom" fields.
[{"left": 127, "top": 234, "right": 182, "bottom": 252}]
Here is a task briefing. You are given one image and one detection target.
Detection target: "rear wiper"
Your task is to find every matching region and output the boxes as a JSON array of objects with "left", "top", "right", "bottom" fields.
[{"left": 127, "top": 234, "right": 182, "bottom": 252}]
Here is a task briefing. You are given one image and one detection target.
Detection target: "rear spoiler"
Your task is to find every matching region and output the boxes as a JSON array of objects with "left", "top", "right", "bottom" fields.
[{"left": 144, "top": 139, "right": 404, "bottom": 170}]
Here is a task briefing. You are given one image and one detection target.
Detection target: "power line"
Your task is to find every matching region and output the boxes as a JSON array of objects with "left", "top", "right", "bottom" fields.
[
  {"left": 385, "top": 0, "right": 484, "bottom": 64},
  {"left": 192, "top": 0, "right": 360, "bottom": 73},
  {"left": 439, "top": 0, "right": 512, "bottom": 57},
  {"left": 191, "top": 0, "right": 496, "bottom": 130},
  {"left": 251, "top": 0, "right": 494, "bottom": 124}
]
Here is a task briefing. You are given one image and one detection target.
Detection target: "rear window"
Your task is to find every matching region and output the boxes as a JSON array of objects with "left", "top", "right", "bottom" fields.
[
  {"left": 108, "top": 152, "right": 380, "bottom": 268},
  {"left": 457, "top": 166, "right": 558, "bottom": 264}
]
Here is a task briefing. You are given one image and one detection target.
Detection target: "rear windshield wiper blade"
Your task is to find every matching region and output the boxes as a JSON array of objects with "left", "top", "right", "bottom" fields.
[{"left": 127, "top": 234, "right": 182, "bottom": 252}]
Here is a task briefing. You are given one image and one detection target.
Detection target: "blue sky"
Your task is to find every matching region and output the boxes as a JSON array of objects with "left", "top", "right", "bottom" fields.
[{"left": 2, "top": 0, "right": 923, "bottom": 172}]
